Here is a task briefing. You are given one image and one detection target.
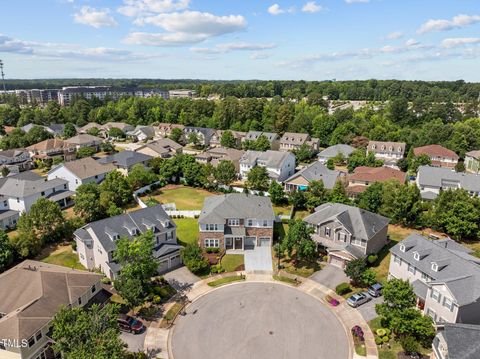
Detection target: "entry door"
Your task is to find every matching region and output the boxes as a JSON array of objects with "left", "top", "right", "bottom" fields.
[
  {"left": 234, "top": 237, "right": 243, "bottom": 250},
  {"left": 225, "top": 237, "right": 233, "bottom": 250}
]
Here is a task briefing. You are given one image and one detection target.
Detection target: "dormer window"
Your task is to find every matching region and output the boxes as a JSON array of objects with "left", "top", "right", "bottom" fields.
[
  {"left": 400, "top": 244, "right": 406, "bottom": 252},
  {"left": 389, "top": 146, "right": 393, "bottom": 151},
  {"left": 398, "top": 147, "right": 402, "bottom": 152},
  {"left": 431, "top": 262, "right": 438, "bottom": 272},
  {"left": 413, "top": 252, "right": 420, "bottom": 261},
  {"left": 381, "top": 145, "right": 385, "bottom": 150},
  {"left": 371, "top": 144, "right": 376, "bottom": 149}
]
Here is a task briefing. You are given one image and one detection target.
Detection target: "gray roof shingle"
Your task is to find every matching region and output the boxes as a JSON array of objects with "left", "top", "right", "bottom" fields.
[
  {"left": 318, "top": 144, "right": 355, "bottom": 159},
  {"left": 284, "top": 162, "right": 344, "bottom": 189},
  {"left": 437, "top": 323, "right": 480, "bottom": 359},
  {"left": 98, "top": 150, "right": 153, "bottom": 168},
  {"left": 417, "top": 166, "right": 480, "bottom": 196}
]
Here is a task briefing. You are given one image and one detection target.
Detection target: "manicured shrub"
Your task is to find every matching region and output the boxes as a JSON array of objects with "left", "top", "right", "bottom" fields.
[
  {"left": 375, "top": 337, "right": 382, "bottom": 345},
  {"left": 322, "top": 255, "right": 329, "bottom": 262},
  {"left": 376, "top": 328, "right": 387, "bottom": 337},
  {"left": 367, "top": 254, "right": 378, "bottom": 265},
  {"left": 400, "top": 336, "right": 420, "bottom": 355},
  {"left": 335, "top": 282, "right": 352, "bottom": 295},
  {"left": 384, "top": 328, "right": 391, "bottom": 336},
  {"left": 382, "top": 336, "right": 389, "bottom": 343}
]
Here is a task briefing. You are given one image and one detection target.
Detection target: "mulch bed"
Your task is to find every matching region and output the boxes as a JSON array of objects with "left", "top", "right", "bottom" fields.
[
  {"left": 203, "top": 252, "right": 222, "bottom": 265},
  {"left": 397, "top": 353, "right": 429, "bottom": 359}
]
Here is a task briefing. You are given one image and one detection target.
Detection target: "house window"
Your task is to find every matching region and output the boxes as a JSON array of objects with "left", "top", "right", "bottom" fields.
[
  {"left": 28, "top": 336, "right": 35, "bottom": 347},
  {"left": 64, "top": 184, "right": 67, "bottom": 189},
  {"left": 399, "top": 244, "right": 405, "bottom": 252},
  {"left": 41, "top": 191, "right": 45, "bottom": 196},
  {"left": 413, "top": 252, "right": 420, "bottom": 261},
  {"left": 324, "top": 227, "right": 331, "bottom": 236},
  {"left": 35, "top": 331, "right": 42, "bottom": 341},
  {"left": 431, "top": 262, "right": 438, "bottom": 272},
  {"left": 443, "top": 297, "right": 454, "bottom": 311},
  {"left": 91, "top": 285, "right": 96, "bottom": 293},
  {"left": 228, "top": 219, "right": 240, "bottom": 226},
  {"left": 3, "top": 200, "right": 6, "bottom": 206},
  {"left": 204, "top": 238, "right": 219, "bottom": 248},
  {"left": 263, "top": 220, "right": 268, "bottom": 227},
  {"left": 426, "top": 308, "right": 436, "bottom": 320},
  {"left": 407, "top": 264, "right": 416, "bottom": 274},
  {"left": 393, "top": 255, "right": 402, "bottom": 265},
  {"left": 421, "top": 272, "right": 430, "bottom": 281},
  {"left": 247, "top": 219, "right": 253, "bottom": 227},
  {"left": 78, "top": 297, "right": 82, "bottom": 305},
  {"left": 430, "top": 289, "right": 441, "bottom": 303},
  {"left": 206, "top": 224, "right": 218, "bottom": 231}
]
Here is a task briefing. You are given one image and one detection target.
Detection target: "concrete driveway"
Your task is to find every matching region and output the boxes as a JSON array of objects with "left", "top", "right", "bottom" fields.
[
  {"left": 357, "top": 295, "right": 383, "bottom": 323},
  {"left": 309, "top": 264, "right": 349, "bottom": 290},
  {"left": 244, "top": 246, "right": 273, "bottom": 271},
  {"left": 163, "top": 266, "right": 200, "bottom": 291},
  {"left": 121, "top": 329, "right": 146, "bottom": 354},
  {"left": 171, "top": 282, "right": 349, "bottom": 359}
]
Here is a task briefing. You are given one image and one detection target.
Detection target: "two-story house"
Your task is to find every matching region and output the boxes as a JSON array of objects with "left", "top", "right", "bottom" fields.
[
  {"left": 126, "top": 125, "right": 156, "bottom": 142},
  {"left": 135, "top": 138, "right": 183, "bottom": 159},
  {"left": 78, "top": 122, "right": 102, "bottom": 134},
  {"left": 346, "top": 166, "right": 406, "bottom": 197},
  {"left": 74, "top": 205, "right": 182, "bottom": 279},
  {"left": 413, "top": 145, "right": 459, "bottom": 169},
  {"left": 279, "top": 132, "right": 320, "bottom": 152},
  {"left": 100, "top": 122, "right": 135, "bottom": 138},
  {"left": 64, "top": 134, "right": 103, "bottom": 151},
  {"left": 317, "top": 144, "right": 355, "bottom": 164},
  {"left": 465, "top": 150, "right": 480, "bottom": 174},
  {"left": 367, "top": 140, "right": 406, "bottom": 167},
  {"left": 0, "top": 149, "right": 32, "bottom": 172},
  {"left": 284, "top": 162, "right": 345, "bottom": 192},
  {"left": 209, "top": 130, "right": 246, "bottom": 148},
  {"left": 242, "top": 131, "right": 280, "bottom": 150},
  {"left": 97, "top": 150, "right": 153, "bottom": 175},
  {"left": 0, "top": 260, "right": 103, "bottom": 359},
  {"left": 432, "top": 323, "right": 480, "bottom": 359},
  {"left": 389, "top": 234, "right": 480, "bottom": 324},
  {"left": 47, "top": 157, "right": 116, "bottom": 191},
  {"left": 198, "top": 194, "right": 275, "bottom": 250},
  {"left": 304, "top": 203, "right": 389, "bottom": 268},
  {"left": 239, "top": 150, "right": 296, "bottom": 182},
  {"left": 26, "top": 138, "right": 76, "bottom": 162},
  {"left": 157, "top": 123, "right": 185, "bottom": 138},
  {"left": 195, "top": 147, "right": 245, "bottom": 173},
  {"left": 416, "top": 165, "right": 480, "bottom": 200},
  {"left": 183, "top": 127, "right": 215, "bottom": 146}
]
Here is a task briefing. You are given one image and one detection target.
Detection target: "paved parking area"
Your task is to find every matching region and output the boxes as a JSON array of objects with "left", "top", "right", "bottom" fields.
[
  {"left": 357, "top": 295, "right": 383, "bottom": 323},
  {"left": 163, "top": 266, "right": 200, "bottom": 291},
  {"left": 121, "top": 329, "right": 147, "bottom": 353},
  {"left": 244, "top": 246, "right": 273, "bottom": 271},
  {"left": 171, "top": 282, "right": 349, "bottom": 359},
  {"left": 309, "top": 264, "right": 349, "bottom": 290}
]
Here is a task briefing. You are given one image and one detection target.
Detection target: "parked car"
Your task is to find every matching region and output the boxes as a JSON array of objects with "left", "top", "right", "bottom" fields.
[
  {"left": 367, "top": 283, "right": 383, "bottom": 297},
  {"left": 346, "top": 292, "right": 371, "bottom": 308},
  {"left": 118, "top": 314, "right": 145, "bottom": 334}
]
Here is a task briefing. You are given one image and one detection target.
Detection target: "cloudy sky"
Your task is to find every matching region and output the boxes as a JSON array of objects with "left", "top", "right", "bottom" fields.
[{"left": 1, "top": 0, "right": 480, "bottom": 80}]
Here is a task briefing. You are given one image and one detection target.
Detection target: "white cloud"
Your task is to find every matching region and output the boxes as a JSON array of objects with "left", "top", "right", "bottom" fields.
[
  {"left": 302, "top": 2, "right": 323, "bottom": 13},
  {"left": 250, "top": 52, "right": 272, "bottom": 60},
  {"left": 442, "top": 37, "right": 480, "bottom": 48},
  {"left": 73, "top": 6, "right": 118, "bottom": 28},
  {"left": 417, "top": 14, "right": 480, "bottom": 34},
  {"left": 405, "top": 38, "right": 420, "bottom": 47},
  {"left": 0, "top": 34, "right": 33, "bottom": 54},
  {"left": 118, "top": 0, "right": 190, "bottom": 17},
  {"left": 345, "top": 0, "right": 370, "bottom": 4},
  {"left": 385, "top": 31, "right": 403, "bottom": 40},
  {"left": 267, "top": 4, "right": 295, "bottom": 15},
  {"left": 191, "top": 42, "right": 276, "bottom": 54},
  {"left": 124, "top": 31, "right": 208, "bottom": 46}
]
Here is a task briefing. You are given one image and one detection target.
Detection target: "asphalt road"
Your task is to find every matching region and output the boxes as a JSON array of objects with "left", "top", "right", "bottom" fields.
[{"left": 171, "top": 282, "right": 350, "bottom": 359}]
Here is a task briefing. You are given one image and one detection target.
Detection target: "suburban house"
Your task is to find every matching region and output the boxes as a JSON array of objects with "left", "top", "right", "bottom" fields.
[
  {"left": 64, "top": 134, "right": 103, "bottom": 151},
  {"left": 78, "top": 122, "right": 102, "bottom": 134},
  {"left": 432, "top": 323, "right": 480, "bottom": 359},
  {"left": 100, "top": 122, "right": 134, "bottom": 138},
  {"left": 157, "top": 123, "right": 185, "bottom": 138},
  {"left": 243, "top": 131, "right": 280, "bottom": 150},
  {"left": 126, "top": 125, "right": 156, "bottom": 142},
  {"left": 0, "top": 149, "right": 32, "bottom": 172},
  {"left": 389, "top": 234, "right": 480, "bottom": 324},
  {"left": 465, "top": 150, "right": 480, "bottom": 174},
  {"left": 413, "top": 145, "right": 459, "bottom": 169},
  {"left": 317, "top": 144, "right": 355, "bottom": 164},
  {"left": 0, "top": 260, "right": 103, "bottom": 359},
  {"left": 198, "top": 193, "right": 275, "bottom": 250},
  {"left": 239, "top": 150, "right": 296, "bottom": 182},
  {"left": 209, "top": 130, "right": 246, "bottom": 148},
  {"left": 367, "top": 140, "right": 406, "bottom": 167},
  {"left": 183, "top": 126, "right": 215, "bottom": 146},
  {"left": 26, "top": 138, "right": 76, "bottom": 162},
  {"left": 346, "top": 166, "right": 406, "bottom": 196},
  {"left": 304, "top": 203, "right": 389, "bottom": 268},
  {"left": 135, "top": 138, "right": 183, "bottom": 159},
  {"left": 20, "top": 123, "right": 66, "bottom": 137},
  {"left": 416, "top": 165, "right": 480, "bottom": 200},
  {"left": 284, "top": 162, "right": 345, "bottom": 192},
  {"left": 47, "top": 157, "right": 116, "bottom": 191},
  {"left": 97, "top": 150, "right": 153, "bottom": 175},
  {"left": 74, "top": 205, "right": 181, "bottom": 279},
  {"left": 195, "top": 147, "right": 245, "bottom": 172},
  {"left": 279, "top": 132, "right": 320, "bottom": 152}
]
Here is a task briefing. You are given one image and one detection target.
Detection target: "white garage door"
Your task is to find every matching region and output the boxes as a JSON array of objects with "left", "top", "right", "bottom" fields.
[
  {"left": 258, "top": 237, "right": 271, "bottom": 247},
  {"left": 170, "top": 254, "right": 182, "bottom": 268},
  {"left": 158, "top": 260, "right": 169, "bottom": 273},
  {"left": 329, "top": 255, "right": 346, "bottom": 269}
]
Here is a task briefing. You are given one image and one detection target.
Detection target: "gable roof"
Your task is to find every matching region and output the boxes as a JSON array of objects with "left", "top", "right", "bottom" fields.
[
  {"left": 26, "top": 138, "right": 68, "bottom": 151},
  {"left": 466, "top": 150, "right": 480, "bottom": 160},
  {"left": 391, "top": 234, "right": 480, "bottom": 305},
  {"left": 244, "top": 131, "right": 279, "bottom": 142},
  {"left": 438, "top": 324, "right": 480, "bottom": 359},
  {"left": 349, "top": 166, "right": 406, "bottom": 183},
  {"left": 98, "top": 150, "right": 152, "bottom": 168},
  {"left": 280, "top": 132, "right": 310, "bottom": 144},
  {"left": 65, "top": 134, "right": 103, "bottom": 145},
  {"left": 240, "top": 150, "right": 293, "bottom": 168},
  {"left": 136, "top": 138, "right": 182, "bottom": 155},
  {"left": 304, "top": 203, "right": 390, "bottom": 240},
  {"left": 0, "top": 170, "right": 42, "bottom": 189},
  {"left": 51, "top": 157, "right": 116, "bottom": 180},
  {"left": 318, "top": 144, "right": 355, "bottom": 159},
  {"left": 0, "top": 177, "right": 67, "bottom": 198},
  {"left": 0, "top": 149, "right": 28, "bottom": 159},
  {"left": 0, "top": 260, "right": 101, "bottom": 341},
  {"left": 417, "top": 166, "right": 480, "bottom": 193},
  {"left": 199, "top": 193, "right": 275, "bottom": 224},
  {"left": 368, "top": 141, "right": 406, "bottom": 154},
  {"left": 285, "top": 162, "right": 343, "bottom": 189},
  {"left": 413, "top": 144, "right": 459, "bottom": 160}
]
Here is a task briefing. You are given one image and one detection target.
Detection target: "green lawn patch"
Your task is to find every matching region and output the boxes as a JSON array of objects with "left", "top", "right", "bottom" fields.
[
  {"left": 273, "top": 205, "right": 292, "bottom": 216},
  {"left": 221, "top": 254, "right": 244, "bottom": 272},
  {"left": 175, "top": 218, "right": 199, "bottom": 246},
  {"left": 282, "top": 258, "right": 321, "bottom": 278},
  {"left": 37, "top": 244, "right": 84, "bottom": 270},
  {"left": 355, "top": 343, "right": 367, "bottom": 357},
  {"left": 272, "top": 275, "right": 299, "bottom": 286},
  {"left": 141, "top": 185, "right": 216, "bottom": 210},
  {"left": 160, "top": 302, "right": 185, "bottom": 327},
  {"left": 207, "top": 275, "right": 246, "bottom": 287}
]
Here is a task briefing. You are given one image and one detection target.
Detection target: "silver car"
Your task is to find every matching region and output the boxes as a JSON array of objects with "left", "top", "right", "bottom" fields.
[{"left": 346, "top": 292, "right": 371, "bottom": 308}]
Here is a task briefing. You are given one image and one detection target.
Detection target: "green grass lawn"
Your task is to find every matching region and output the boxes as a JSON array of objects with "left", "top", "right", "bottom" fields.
[
  {"left": 141, "top": 185, "right": 216, "bottom": 210},
  {"left": 37, "top": 244, "right": 85, "bottom": 270},
  {"left": 221, "top": 254, "right": 244, "bottom": 272},
  {"left": 272, "top": 275, "right": 299, "bottom": 286},
  {"left": 273, "top": 205, "right": 292, "bottom": 216},
  {"left": 281, "top": 257, "right": 321, "bottom": 278},
  {"left": 175, "top": 218, "right": 199, "bottom": 246},
  {"left": 207, "top": 275, "right": 246, "bottom": 287}
]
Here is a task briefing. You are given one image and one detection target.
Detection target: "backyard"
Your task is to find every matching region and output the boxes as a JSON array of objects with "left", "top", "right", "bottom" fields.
[
  {"left": 36, "top": 243, "right": 84, "bottom": 270},
  {"left": 140, "top": 185, "right": 216, "bottom": 210},
  {"left": 175, "top": 218, "right": 199, "bottom": 246}
]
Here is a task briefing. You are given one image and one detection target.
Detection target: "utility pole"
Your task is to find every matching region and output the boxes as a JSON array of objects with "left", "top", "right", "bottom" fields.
[{"left": 0, "top": 60, "right": 6, "bottom": 94}]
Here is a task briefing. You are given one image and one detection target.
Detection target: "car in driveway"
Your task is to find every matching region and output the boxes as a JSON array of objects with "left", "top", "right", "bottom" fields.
[
  {"left": 118, "top": 314, "right": 145, "bottom": 334},
  {"left": 346, "top": 292, "right": 371, "bottom": 308},
  {"left": 367, "top": 283, "right": 383, "bottom": 297}
]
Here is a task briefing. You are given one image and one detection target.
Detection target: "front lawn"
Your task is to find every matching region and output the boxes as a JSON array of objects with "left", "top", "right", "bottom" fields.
[
  {"left": 272, "top": 274, "right": 299, "bottom": 286},
  {"left": 207, "top": 275, "right": 245, "bottom": 287},
  {"left": 281, "top": 257, "right": 321, "bottom": 278},
  {"left": 174, "top": 218, "right": 199, "bottom": 246},
  {"left": 221, "top": 254, "right": 244, "bottom": 272},
  {"left": 36, "top": 244, "right": 84, "bottom": 270},
  {"left": 140, "top": 185, "right": 216, "bottom": 210}
]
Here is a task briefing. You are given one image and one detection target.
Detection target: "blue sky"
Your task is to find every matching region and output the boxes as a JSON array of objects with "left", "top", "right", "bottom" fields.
[{"left": 1, "top": 0, "right": 480, "bottom": 80}]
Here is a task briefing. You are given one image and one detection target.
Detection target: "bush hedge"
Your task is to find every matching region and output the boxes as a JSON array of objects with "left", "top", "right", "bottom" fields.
[{"left": 335, "top": 282, "right": 352, "bottom": 295}]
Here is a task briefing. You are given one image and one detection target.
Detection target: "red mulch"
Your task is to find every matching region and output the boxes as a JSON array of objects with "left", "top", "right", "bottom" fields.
[{"left": 203, "top": 252, "right": 222, "bottom": 265}]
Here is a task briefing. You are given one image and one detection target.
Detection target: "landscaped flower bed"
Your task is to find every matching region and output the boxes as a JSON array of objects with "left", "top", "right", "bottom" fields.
[
  {"left": 352, "top": 325, "right": 366, "bottom": 356},
  {"left": 325, "top": 294, "right": 340, "bottom": 307}
]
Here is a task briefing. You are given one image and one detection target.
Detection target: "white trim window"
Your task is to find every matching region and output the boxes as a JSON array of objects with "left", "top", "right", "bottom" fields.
[
  {"left": 426, "top": 308, "right": 436, "bottom": 320},
  {"left": 443, "top": 297, "right": 454, "bottom": 311},
  {"left": 421, "top": 272, "right": 431, "bottom": 282},
  {"left": 262, "top": 220, "right": 268, "bottom": 227},
  {"left": 228, "top": 219, "right": 240, "bottom": 226},
  {"left": 205, "top": 224, "right": 218, "bottom": 231},
  {"left": 324, "top": 227, "right": 331, "bottom": 236},
  {"left": 204, "top": 239, "right": 219, "bottom": 248},
  {"left": 407, "top": 263, "right": 416, "bottom": 274},
  {"left": 393, "top": 254, "right": 402, "bottom": 265},
  {"left": 430, "top": 289, "right": 441, "bottom": 303},
  {"left": 246, "top": 219, "right": 253, "bottom": 227}
]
